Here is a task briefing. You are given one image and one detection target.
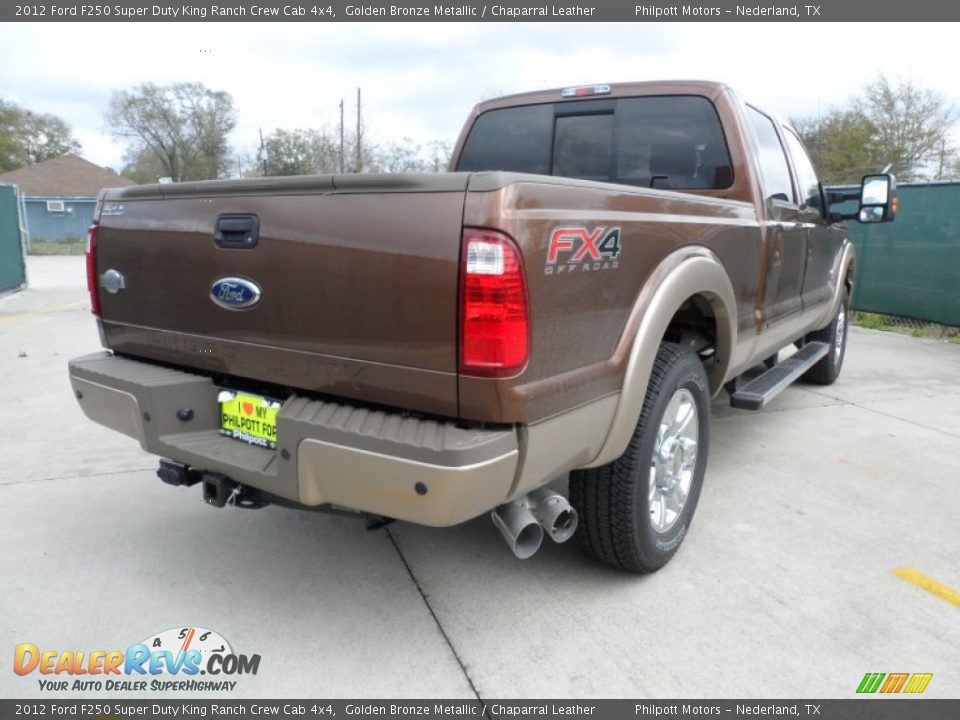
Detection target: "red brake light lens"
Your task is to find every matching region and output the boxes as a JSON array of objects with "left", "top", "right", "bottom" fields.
[
  {"left": 561, "top": 84, "right": 612, "bottom": 98},
  {"left": 86, "top": 223, "right": 101, "bottom": 317},
  {"left": 459, "top": 228, "right": 529, "bottom": 377}
]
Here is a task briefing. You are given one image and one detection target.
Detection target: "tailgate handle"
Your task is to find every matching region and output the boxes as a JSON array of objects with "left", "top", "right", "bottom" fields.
[{"left": 214, "top": 214, "right": 259, "bottom": 249}]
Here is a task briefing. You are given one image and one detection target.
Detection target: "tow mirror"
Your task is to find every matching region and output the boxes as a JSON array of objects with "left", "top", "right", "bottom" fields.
[{"left": 858, "top": 173, "right": 897, "bottom": 223}]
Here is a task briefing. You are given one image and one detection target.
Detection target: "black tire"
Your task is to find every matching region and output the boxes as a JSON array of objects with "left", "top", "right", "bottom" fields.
[
  {"left": 801, "top": 290, "right": 849, "bottom": 385},
  {"left": 569, "top": 343, "right": 710, "bottom": 573}
]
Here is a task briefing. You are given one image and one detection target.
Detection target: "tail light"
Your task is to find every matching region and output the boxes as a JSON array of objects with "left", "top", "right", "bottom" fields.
[
  {"left": 86, "top": 223, "right": 101, "bottom": 317},
  {"left": 459, "top": 228, "right": 529, "bottom": 377}
]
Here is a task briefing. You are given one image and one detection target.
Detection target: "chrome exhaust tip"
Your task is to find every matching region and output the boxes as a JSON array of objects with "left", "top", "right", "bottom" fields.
[
  {"left": 529, "top": 487, "right": 579, "bottom": 544},
  {"left": 491, "top": 502, "right": 544, "bottom": 560},
  {"left": 491, "top": 488, "right": 579, "bottom": 558}
]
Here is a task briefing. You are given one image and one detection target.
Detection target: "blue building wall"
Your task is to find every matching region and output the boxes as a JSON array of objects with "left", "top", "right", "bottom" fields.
[{"left": 23, "top": 196, "right": 96, "bottom": 242}]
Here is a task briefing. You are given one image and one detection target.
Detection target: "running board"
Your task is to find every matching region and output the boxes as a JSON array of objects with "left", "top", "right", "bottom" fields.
[{"left": 729, "top": 342, "right": 830, "bottom": 410}]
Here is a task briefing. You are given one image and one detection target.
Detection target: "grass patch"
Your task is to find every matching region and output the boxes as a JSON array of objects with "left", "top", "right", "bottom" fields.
[
  {"left": 27, "top": 240, "right": 86, "bottom": 256},
  {"left": 851, "top": 311, "right": 959, "bottom": 343},
  {"left": 853, "top": 311, "right": 887, "bottom": 331}
]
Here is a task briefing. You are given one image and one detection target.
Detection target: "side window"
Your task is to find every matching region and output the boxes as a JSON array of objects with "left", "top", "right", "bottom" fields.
[
  {"left": 615, "top": 96, "right": 733, "bottom": 189},
  {"left": 746, "top": 106, "right": 794, "bottom": 203},
  {"left": 457, "top": 104, "right": 553, "bottom": 174},
  {"left": 783, "top": 129, "right": 822, "bottom": 212}
]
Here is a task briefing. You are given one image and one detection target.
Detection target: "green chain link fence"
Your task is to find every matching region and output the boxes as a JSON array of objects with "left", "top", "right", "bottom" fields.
[
  {"left": 0, "top": 184, "right": 27, "bottom": 293},
  {"left": 836, "top": 181, "right": 960, "bottom": 337}
]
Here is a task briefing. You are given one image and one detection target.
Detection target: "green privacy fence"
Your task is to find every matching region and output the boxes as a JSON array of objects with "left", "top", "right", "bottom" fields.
[
  {"left": 0, "top": 184, "right": 27, "bottom": 293},
  {"left": 841, "top": 181, "right": 960, "bottom": 327}
]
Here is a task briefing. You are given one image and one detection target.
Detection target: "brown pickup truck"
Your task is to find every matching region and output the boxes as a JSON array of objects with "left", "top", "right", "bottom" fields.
[{"left": 69, "top": 81, "right": 896, "bottom": 572}]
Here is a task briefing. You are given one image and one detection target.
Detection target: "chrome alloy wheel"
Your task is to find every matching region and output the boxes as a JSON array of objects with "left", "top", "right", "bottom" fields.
[
  {"left": 649, "top": 388, "right": 699, "bottom": 533},
  {"left": 834, "top": 305, "right": 846, "bottom": 363}
]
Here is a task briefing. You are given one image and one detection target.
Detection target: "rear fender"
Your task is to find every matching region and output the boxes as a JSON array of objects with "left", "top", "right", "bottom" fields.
[{"left": 587, "top": 247, "right": 737, "bottom": 468}]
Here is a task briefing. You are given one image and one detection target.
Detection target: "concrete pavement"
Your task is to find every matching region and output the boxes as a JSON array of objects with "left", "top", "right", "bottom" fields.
[{"left": 1, "top": 256, "right": 958, "bottom": 699}]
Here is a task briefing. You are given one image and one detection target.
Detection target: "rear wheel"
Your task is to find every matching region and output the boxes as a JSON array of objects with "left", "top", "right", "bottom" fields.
[
  {"left": 569, "top": 343, "right": 710, "bottom": 573},
  {"left": 802, "top": 290, "right": 849, "bottom": 385}
]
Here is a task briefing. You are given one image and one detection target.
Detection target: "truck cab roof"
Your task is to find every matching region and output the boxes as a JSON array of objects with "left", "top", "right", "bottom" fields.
[{"left": 473, "top": 80, "right": 735, "bottom": 115}]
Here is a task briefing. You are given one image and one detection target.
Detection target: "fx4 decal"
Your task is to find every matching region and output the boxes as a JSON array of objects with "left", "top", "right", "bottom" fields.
[{"left": 545, "top": 226, "right": 621, "bottom": 275}]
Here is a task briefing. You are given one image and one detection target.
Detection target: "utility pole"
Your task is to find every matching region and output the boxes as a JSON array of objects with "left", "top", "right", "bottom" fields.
[
  {"left": 339, "top": 99, "right": 345, "bottom": 173},
  {"left": 355, "top": 88, "right": 362, "bottom": 173},
  {"left": 259, "top": 128, "right": 268, "bottom": 175}
]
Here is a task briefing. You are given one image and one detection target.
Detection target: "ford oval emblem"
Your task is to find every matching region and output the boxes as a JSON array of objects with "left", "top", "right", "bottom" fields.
[{"left": 210, "top": 277, "right": 261, "bottom": 310}]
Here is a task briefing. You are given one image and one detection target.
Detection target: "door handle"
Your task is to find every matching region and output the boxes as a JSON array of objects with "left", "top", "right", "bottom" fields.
[
  {"left": 772, "top": 226, "right": 783, "bottom": 264},
  {"left": 214, "top": 214, "right": 259, "bottom": 249}
]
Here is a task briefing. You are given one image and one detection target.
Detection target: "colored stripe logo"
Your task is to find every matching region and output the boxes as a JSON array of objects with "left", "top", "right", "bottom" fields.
[{"left": 857, "top": 672, "right": 933, "bottom": 694}]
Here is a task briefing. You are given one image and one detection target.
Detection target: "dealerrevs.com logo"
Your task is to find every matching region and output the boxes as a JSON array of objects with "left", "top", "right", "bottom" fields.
[{"left": 13, "top": 626, "right": 261, "bottom": 692}]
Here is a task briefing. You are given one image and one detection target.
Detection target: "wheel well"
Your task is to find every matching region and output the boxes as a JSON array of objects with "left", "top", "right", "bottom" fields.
[
  {"left": 844, "top": 257, "right": 855, "bottom": 293},
  {"left": 589, "top": 255, "right": 737, "bottom": 468},
  {"left": 663, "top": 294, "right": 718, "bottom": 360}
]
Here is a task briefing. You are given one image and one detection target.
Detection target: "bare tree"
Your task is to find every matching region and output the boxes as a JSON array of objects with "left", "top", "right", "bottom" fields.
[
  {"left": 855, "top": 75, "right": 956, "bottom": 180},
  {"left": 106, "top": 82, "right": 236, "bottom": 181},
  {"left": 369, "top": 138, "right": 427, "bottom": 173},
  {"left": 427, "top": 140, "right": 453, "bottom": 172},
  {"left": 794, "top": 75, "right": 958, "bottom": 183}
]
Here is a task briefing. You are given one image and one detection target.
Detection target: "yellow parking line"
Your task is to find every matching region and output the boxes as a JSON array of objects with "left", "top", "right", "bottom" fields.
[
  {"left": 893, "top": 568, "right": 960, "bottom": 609},
  {"left": 0, "top": 300, "right": 87, "bottom": 323}
]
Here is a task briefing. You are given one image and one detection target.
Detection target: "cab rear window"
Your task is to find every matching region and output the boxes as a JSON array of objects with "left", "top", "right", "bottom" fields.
[{"left": 456, "top": 95, "right": 733, "bottom": 190}]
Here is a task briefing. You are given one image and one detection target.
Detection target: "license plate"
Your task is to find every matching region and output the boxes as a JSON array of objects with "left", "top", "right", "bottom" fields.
[{"left": 218, "top": 390, "right": 281, "bottom": 449}]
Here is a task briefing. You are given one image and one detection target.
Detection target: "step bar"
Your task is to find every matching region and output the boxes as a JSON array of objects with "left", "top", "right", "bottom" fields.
[{"left": 729, "top": 342, "right": 830, "bottom": 410}]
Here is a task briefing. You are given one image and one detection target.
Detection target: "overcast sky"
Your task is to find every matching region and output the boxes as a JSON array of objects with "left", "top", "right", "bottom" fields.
[{"left": 1, "top": 22, "right": 957, "bottom": 171}]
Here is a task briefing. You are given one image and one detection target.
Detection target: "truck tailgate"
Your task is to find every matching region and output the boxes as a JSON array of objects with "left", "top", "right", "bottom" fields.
[{"left": 95, "top": 174, "right": 468, "bottom": 417}]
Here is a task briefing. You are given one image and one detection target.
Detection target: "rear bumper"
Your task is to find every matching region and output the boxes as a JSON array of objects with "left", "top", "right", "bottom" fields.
[{"left": 68, "top": 352, "right": 518, "bottom": 526}]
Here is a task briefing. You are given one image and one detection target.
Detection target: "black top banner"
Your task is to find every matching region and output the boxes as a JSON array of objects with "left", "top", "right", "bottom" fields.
[
  {"left": 1, "top": 700, "right": 958, "bottom": 719},
  {"left": 5, "top": 0, "right": 960, "bottom": 22}
]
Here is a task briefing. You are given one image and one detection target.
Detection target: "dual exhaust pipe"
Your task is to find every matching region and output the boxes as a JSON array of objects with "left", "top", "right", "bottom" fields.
[{"left": 491, "top": 488, "right": 578, "bottom": 559}]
